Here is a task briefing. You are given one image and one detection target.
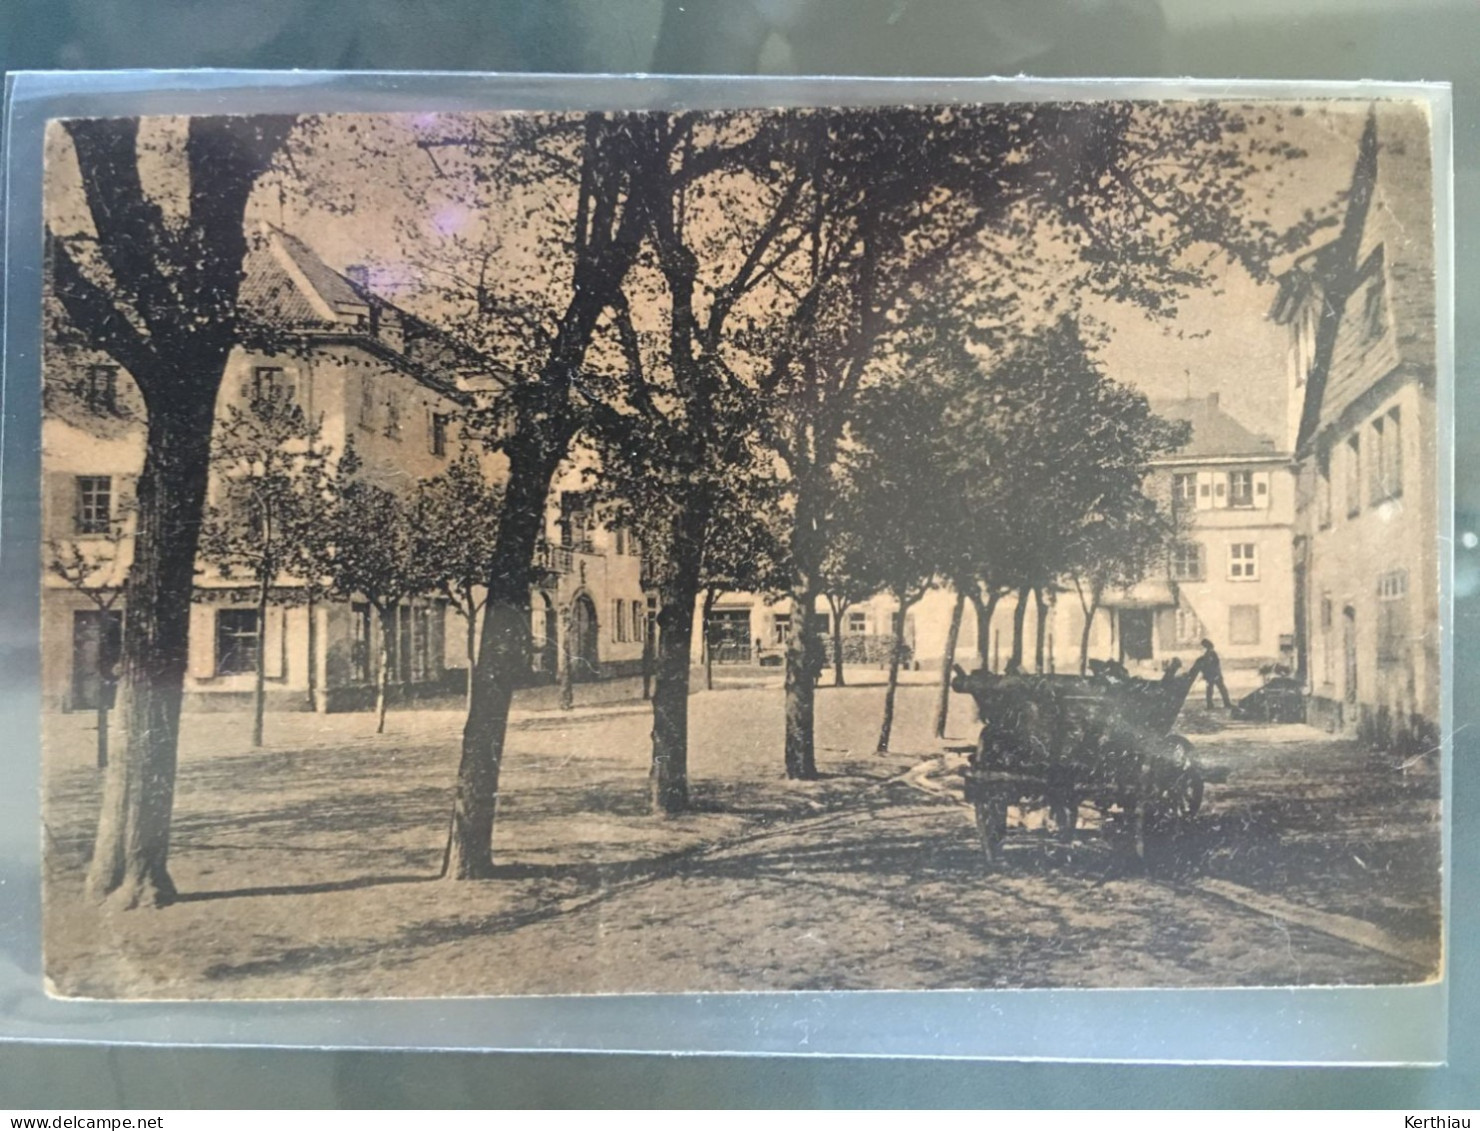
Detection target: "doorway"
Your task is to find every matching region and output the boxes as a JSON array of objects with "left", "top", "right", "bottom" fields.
[
  {"left": 1118, "top": 609, "right": 1154, "bottom": 662},
  {"left": 1343, "top": 605, "right": 1358, "bottom": 705},
  {"left": 570, "top": 594, "right": 600, "bottom": 681}
]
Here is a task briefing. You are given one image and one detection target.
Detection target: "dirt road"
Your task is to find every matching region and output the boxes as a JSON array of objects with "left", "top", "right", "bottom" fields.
[{"left": 42, "top": 682, "right": 1440, "bottom": 998}]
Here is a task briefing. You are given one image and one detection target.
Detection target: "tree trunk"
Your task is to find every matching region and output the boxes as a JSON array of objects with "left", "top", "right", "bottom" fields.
[
  {"left": 649, "top": 501, "right": 710, "bottom": 814},
  {"left": 464, "top": 599, "right": 479, "bottom": 712},
  {"left": 1034, "top": 587, "right": 1049, "bottom": 674},
  {"left": 252, "top": 579, "right": 269, "bottom": 747},
  {"left": 375, "top": 604, "right": 393, "bottom": 734},
  {"left": 443, "top": 443, "right": 565, "bottom": 880},
  {"left": 702, "top": 587, "right": 718, "bottom": 692},
  {"left": 784, "top": 584, "right": 821, "bottom": 779},
  {"left": 305, "top": 588, "right": 319, "bottom": 711},
  {"left": 1077, "top": 582, "right": 1100, "bottom": 676},
  {"left": 984, "top": 591, "right": 1001, "bottom": 671},
  {"left": 1010, "top": 586, "right": 1030, "bottom": 672},
  {"left": 827, "top": 595, "right": 847, "bottom": 687},
  {"left": 877, "top": 593, "right": 912, "bottom": 753},
  {"left": 641, "top": 612, "right": 654, "bottom": 700},
  {"left": 934, "top": 588, "right": 967, "bottom": 738},
  {"left": 86, "top": 400, "right": 216, "bottom": 909}
]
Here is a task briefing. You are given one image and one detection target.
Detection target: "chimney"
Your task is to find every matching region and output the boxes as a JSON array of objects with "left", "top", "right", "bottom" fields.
[
  {"left": 346, "top": 264, "right": 371, "bottom": 291},
  {"left": 1207, "top": 392, "right": 1220, "bottom": 408}
]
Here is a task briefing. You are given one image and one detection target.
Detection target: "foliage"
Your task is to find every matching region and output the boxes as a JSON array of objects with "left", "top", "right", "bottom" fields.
[
  {"left": 414, "top": 451, "right": 504, "bottom": 621},
  {"left": 199, "top": 383, "right": 332, "bottom": 600}
]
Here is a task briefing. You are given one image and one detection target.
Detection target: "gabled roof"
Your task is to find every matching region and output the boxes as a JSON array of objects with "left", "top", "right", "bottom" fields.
[
  {"left": 239, "top": 225, "right": 495, "bottom": 402},
  {"left": 1150, "top": 394, "right": 1282, "bottom": 461},
  {"left": 1275, "top": 106, "right": 1436, "bottom": 455}
]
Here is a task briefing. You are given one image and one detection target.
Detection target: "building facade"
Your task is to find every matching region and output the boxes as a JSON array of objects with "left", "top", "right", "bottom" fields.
[
  {"left": 1086, "top": 395, "right": 1297, "bottom": 675},
  {"left": 1275, "top": 109, "right": 1439, "bottom": 748},
  {"left": 43, "top": 226, "right": 651, "bottom": 713}
]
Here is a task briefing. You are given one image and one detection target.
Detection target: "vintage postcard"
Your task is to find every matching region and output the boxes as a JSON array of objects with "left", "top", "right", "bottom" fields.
[{"left": 39, "top": 94, "right": 1442, "bottom": 1000}]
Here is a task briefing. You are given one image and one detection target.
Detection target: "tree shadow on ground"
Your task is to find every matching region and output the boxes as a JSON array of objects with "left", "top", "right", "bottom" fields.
[{"left": 176, "top": 871, "right": 441, "bottom": 903}]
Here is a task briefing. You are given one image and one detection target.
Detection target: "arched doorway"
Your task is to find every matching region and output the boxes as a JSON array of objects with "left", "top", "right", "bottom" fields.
[{"left": 570, "top": 593, "right": 600, "bottom": 682}]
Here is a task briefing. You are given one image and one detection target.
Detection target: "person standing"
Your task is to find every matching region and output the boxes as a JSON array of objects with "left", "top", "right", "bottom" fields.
[{"left": 1200, "top": 638, "right": 1232, "bottom": 709}]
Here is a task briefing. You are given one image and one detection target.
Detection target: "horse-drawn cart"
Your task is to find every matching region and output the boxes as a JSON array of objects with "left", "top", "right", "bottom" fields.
[{"left": 950, "top": 657, "right": 1209, "bottom": 865}]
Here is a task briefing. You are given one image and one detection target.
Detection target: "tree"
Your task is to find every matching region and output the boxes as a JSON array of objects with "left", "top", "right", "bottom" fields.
[
  {"left": 48, "top": 115, "right": 297, "bottom": 908},
  {"left": 199, "top": 382, "right": 331, "bottom": 746},
  {"left": 697, "top": 489, "right": 788, "bottom": 694},
  {"left": 741, "top": 101, "right": 1329, "bottom": 779},
  {"left": 817, "top": 528, "right": 879, "bottom": 688},
  {"left": 436, "top": 113, "right": 661, "bottom": 877},
  {"left": 314, "top": 450, "right": 429, "bottom": 734},
  {"left": 576, "top": 110, "right": 813, "bottom": 813},
  {"left": 954, "top": 316, "right": 1188, "bottom": 673},
  {"left": 840, "top": 352, "right": 962, "bottom": 753},
  {"left": 47, "top": 512, "right": 129, "bottom": 769},
  {"left": 413, "top": 453, "right": 504, "bottom": 708}
]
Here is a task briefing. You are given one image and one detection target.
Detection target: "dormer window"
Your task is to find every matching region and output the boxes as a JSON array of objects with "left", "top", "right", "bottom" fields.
[{"left": 83, "top": 365, "right": 118, "bottom": 414}]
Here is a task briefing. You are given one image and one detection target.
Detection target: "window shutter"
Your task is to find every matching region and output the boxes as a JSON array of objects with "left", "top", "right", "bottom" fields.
[
  {"left": 1195, "top": 471, "right": 1214, "bottom": 510},
  {"left": 263, "top": 605, "right": 286, "bottom": 679},
  {"left": 45, "top": 473, "right": 72, "bottom": 541},
  {"left": 189, "top": 604, "right": 216, "bottom": 679},
  {"left": 1253, "top": 471, "right": 1271, "bottom": 509}
]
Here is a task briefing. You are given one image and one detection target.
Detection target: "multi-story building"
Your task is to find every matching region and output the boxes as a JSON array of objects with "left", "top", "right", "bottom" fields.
[
  {"left": 1088, "top": 394, "right": 1297, "bottom": 675},
  {"left": 43, "top": 225, "right": 651, "bottom": 713},
  {"left": 1274, "top": 108, "right": 1438, "bottom": 748}
]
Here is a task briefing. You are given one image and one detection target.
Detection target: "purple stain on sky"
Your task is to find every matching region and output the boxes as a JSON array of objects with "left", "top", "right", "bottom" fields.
[{"left": 432, "top": 204, "right": 470, "bottom": 236}]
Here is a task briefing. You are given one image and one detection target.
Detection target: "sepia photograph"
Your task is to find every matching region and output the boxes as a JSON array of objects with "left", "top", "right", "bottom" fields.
[{"left": 38, "top": 94, "right": 1441, "bottom": 1000}]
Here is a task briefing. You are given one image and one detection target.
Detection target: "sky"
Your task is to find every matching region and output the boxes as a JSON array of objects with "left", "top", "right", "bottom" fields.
[{"left": 44, "top": 98, "right": 1401, "bottom": 452}]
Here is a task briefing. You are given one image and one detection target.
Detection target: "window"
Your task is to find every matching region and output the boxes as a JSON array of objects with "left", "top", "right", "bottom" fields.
[
  {"left": 383, "top": 392, "right": 402, "bottom": 440},
  {"left": 847, "top": 611, "right": 867, "bottom": 634},
  {"left": 1229, "top": 605, "right": 1261, "bottom": 646},
  {"left": 772, "top": 613, "right": 793, "bottom": 645},
  {"left": 429, "top": 411, "right": 448, "bottom": 457},
  {"left": 351, "top": 602, "right": 372, "bottom": 683},
  {"left": 1371, "top": 408, "right": 1403, "bottom": 503},
  {"left": 1172, "top": 473, "right": 1198, "bottom": 507},
  {"left": 358, "top": 376, "right": 375, "bottom": 429},
  {"left": 1361, "top": 275, "right": 1387, "bottom": 341},
  {"left": 1228, "top": 543, "right": 1258, "bottom": 580},
  {"left": 1228, "top": 470, "right": 1254, "bottom": 509},
  {"left": 75, "top": 475, "right": 112, "bottom": 534},
  {"left": 613, "top": 600, "right": 628, "bottom": 643},
  {"left": 613, "top": 527, "right": 626, "bottom": 556},
  {"left": 1169, "top": 541, "right": 1203, "bottom": 581},
  {"left": 631, "top": 600, "right": 644, "bottom": 643},
  {"left": 84, "top": 364, "right": 118, "bottom": 414},
  {"left": 1345, "top": 434, "right": 1361, "bottom": 517},
  {"left": 1317, "top": 449, "right": 1333, "bottom": 529},
  {"left": 250, "top": 366, "right": 291, "bottom": 405},
  {"left": 1174, "top": 606, "right": 1204, "bottom": 645},
  {"left": 215, "top": 609, "right": 260, "bottom": 675},
  {"left": 1377, "top": 570, "right": 1409, "bottom": 665}
]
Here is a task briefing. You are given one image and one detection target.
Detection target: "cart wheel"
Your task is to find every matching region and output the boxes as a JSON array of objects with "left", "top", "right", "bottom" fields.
[
  {"left": 1165, "top": 769, "right": 1205, "bottom": 823},
  {"left": 974, "top": 796, "right": 1007, "bottom": 867},
  {"left": 1164, "top": 735, "right": 1204, "bottom": 821}
]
